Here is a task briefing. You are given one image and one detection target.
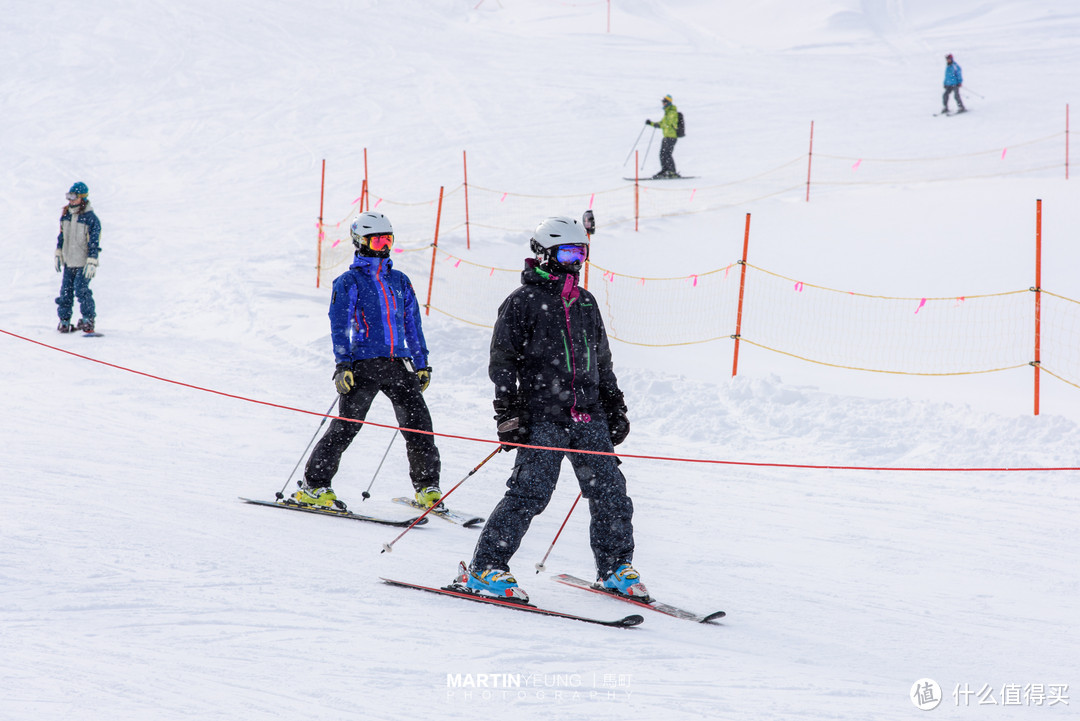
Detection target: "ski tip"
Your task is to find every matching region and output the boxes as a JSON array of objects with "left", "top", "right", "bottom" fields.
[
  {"left": 620, "top": 614, "right": 646, "bottom": 627},
  {"left": 462, "top": 517, "right": 486, "bottom": 528},
  {"left": 701, "top": 610, "right": 727, "bottom": 624}
]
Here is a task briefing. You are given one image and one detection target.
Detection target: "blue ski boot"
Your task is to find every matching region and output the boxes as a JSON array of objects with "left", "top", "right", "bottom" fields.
[
  {"left": 600, "top": 563, "right": 650, "bottom": 600},
  {"left": 453, "top": 562, "right": 529, "bottom": 602}
]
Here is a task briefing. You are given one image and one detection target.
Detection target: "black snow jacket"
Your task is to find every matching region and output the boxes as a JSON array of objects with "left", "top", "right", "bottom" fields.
[{"left": 490, "top": 258, "right": 623, "bottom": 425}]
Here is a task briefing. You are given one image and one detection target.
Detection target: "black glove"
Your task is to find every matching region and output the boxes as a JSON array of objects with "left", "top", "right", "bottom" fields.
[
  {"left": 602, "top": 392, "right": 630, "bottom": 446},
  {"left": 333, "top": 363, "right": 355, "bottom": 394},
  {"left": 416, "top": 366, "right": 432, "bottom": 392},
  {"left": 494, "top": 397, "right": 529, "bottom": 451},
  {"left": 645, "top": 119, "right": 652, "bottom": 125}
]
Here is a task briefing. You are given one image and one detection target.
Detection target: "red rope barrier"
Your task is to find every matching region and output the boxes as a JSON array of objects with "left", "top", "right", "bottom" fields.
[{"left": 3, "top": 327, "right": 1077, "bottom": 473}]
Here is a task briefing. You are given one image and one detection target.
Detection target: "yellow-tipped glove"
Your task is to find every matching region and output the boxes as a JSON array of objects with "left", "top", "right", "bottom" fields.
[
  {"left": 416, "top": 367, "right": 432, "bottom": 392},
  {"left": 333, "top": 366, "right": 355, "bottom": 394}
]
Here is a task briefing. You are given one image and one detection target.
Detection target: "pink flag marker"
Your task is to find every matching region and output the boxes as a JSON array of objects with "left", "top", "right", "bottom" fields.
[
  {"left": 1001, "top": 148, "right": 1007, "bottom": 159},
  {"left": 852, "top": 159, "right": 862, "bottom": 170},
  {"left": 588, "top": 193, "right": 595, "bottom": 208},
  {"left": 915, "top": 298, "right": 927, "bottom": 314},
  {"left": 794, "top": 281, "right": 804, "bottom": 292}
]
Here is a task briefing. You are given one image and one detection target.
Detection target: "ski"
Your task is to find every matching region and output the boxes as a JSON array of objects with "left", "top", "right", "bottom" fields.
[
  {"left": 239, "top": 497, "right": 427, "bottom": 527},
  {"left": 552, "top": 573, "right": 725, "bottom": 624},
  {"left": 623, "top": 176, "right": 698, "bottom": 181},
  {"left": 391, "top": 497, "right": 485, "bottom": 528},
  {"left": 380, "top": 577, "right": 644, "bottom": 628},
  {"left": 83, "top": 332, "right": 104, "bottom": 337}
]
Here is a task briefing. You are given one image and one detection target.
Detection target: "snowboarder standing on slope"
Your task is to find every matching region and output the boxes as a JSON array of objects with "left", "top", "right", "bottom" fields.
[
  {"left": 451, "top": 216, "right": 645, "bottom": 604},
  {"left": 55, "top": 181, "right": 101, "bottom": 334},
  {"left": 942, "top": 53, "right": 965, "bottom": 114},
  {"left": 646, "top": 95, "right": 681, "bottom": 178},
  {"left": 295, "top": 212, "right": 442, "bottom": 511}
]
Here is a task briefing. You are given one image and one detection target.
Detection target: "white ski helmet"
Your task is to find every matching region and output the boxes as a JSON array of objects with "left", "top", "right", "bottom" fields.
[
  {"left": 530, "top": 216, "right": 589, "bottom": 252},
  {"left": 530, "top": 216, "right": 590, "bottom": 272},
  {"left": 350, "top": 211, "right": 394, "bottom": 257}
]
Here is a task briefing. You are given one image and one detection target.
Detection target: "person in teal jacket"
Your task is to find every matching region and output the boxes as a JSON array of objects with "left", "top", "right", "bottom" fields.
[
  {"left": 646, "top": 95, "right": 680, "bottom": 178},
  {"left": 942, "top": 54, "right": 965, "bottom": 114}
]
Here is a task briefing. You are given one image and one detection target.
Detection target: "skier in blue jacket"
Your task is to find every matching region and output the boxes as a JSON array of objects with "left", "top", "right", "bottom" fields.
[
  {"left": 295, "top": 212, "right": 442, "bottom": 510},
  {"left": 942, "top": 54, "right": 965, "bottom": 114}
]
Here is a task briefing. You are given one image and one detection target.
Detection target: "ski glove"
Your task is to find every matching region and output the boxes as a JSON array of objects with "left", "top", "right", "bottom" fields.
[
  {"left": 645, "top": 119, "right": 652, "bottom": 125},
  {"left": 83, "top": 257, "right": 98, "bottom": 280},
  {"left": 493, "top": 397, "right": 529, "bottom": 451},
  {"left": 602, "top": 392, "right": 630, "bottom": 446},
  {"left": 416, "top": 366, "right": 432, "bottom": 392},
  {"left": 54, "top": 248, "right": 63, "bottom": 272},
  {"left": 333, "top": 365, "right": 355, "bottom": 394}
]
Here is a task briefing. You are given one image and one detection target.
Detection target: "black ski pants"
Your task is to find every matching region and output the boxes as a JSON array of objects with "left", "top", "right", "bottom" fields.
[
  {"left": 304, "top": 357, "right": 440, "bottom": 492},
  {"left": 471, "top": 417, "right": 635, "bottom": 580},
  {"left": 659, "top": 136, "right": 678, "bottom": 174}
]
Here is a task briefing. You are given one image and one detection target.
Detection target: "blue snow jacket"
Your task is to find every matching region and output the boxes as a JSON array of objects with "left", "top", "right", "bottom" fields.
[
  {"left": 328, "top": 255, "right": 429, "bottom": 369},
  {"left": 944, "top": 62, "right": 963, "bottom": 87}
]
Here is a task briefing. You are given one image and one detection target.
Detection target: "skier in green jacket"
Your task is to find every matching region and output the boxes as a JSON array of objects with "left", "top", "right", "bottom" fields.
[{"left": 646, "top": 95, "right": 680, "bottom": 179}]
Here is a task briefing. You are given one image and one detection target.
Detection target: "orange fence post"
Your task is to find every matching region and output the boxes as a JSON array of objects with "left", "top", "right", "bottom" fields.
[
  {"left": 634, "top": 151, "right": 640, "bottom": 232},
  {"left": 316, "top": 159, "right": 326, "bottom": 288},
  {"left": 463, "top": 150, "right": 471, "bottom": 250},
  {"left": 806, "top": 120, "right": 814, "bottom": 202},
  {"left": 731, "top": 213, "right": 752, "bottom": 376},
  {"left": 363, "top": 148, "right": 370, "bottom": 210},
  {"left": 1034, "top": 199, "right": 1042, "bottom": 415},
  {"left": 425, "top": 186, "right": 444, "bottom": 317}
]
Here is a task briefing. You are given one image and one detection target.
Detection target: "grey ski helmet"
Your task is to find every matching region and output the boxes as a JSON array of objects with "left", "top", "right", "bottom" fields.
[
  {"left": 350, "top": 211, "right": 395, "bottom": 258},
  {"left": 530, "top": 216, "right": 590, "bottom": 273}
]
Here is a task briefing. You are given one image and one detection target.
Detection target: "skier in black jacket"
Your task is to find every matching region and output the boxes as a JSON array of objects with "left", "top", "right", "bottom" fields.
[{"left": 451, "top": 217, "right": 646, "bottom": 603}]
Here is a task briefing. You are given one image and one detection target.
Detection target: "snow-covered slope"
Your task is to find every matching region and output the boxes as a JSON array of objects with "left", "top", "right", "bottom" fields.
[{"left": 2, "top": 2, "right": 1078, "bottom": 719}]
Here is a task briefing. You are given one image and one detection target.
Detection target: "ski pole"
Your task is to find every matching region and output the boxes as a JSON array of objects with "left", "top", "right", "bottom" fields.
[
  {"left": 622, "top": 124, "right": 648, "bottom": 166},
  {"left": 534, "top": 492, "right": 582, "bottom": 573},
  {"left": 277, "top": 396, "right": 339, "bottom": 499},
  {"left": 381, "top": 445, "right": 503, "bottom": 553},
  {"left": 641, "top": 126, "right": 657, "bottom": 171},
  {"left": 962, "top": 86, "right": 984, "bottom": 99},
  {"left": 361, "top": 431, "right": 397, "bottom": 501}
]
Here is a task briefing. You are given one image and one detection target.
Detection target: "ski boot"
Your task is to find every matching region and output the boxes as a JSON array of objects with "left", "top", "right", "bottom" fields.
[
  {"left": 453, "top": 562, "right": 529, "bottom": 602},
  {"left": 292, "top": 481, "right": 346, "bottom": 510},
  {"left": 600, "top": 563, "right": 650, "bottom": 600},
  {"left": 414, "top": 485, "right": 446, "bottom": 512},
  {"left": 77, "top": 318, "right": 95, "bottom": 333},
  {"left": 58, "top": 320, "right": 76, "bottom": 333}
]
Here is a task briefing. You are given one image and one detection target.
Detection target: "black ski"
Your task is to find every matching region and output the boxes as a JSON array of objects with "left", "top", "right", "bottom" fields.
[
  {"left": 391, "top": 497, "right": 485, "bottom": 527},
  {"left": 552, "top": 573, "right": 725, "bottom": 624},
  {"left": 239, "top": 497, "right": 427, "bottom": 527},
  {"left": 623, "top": 176, "right": 698, "bottom": 181},
  {"left": 381, "top": 577, "right": 644, "bottom": 628}
]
